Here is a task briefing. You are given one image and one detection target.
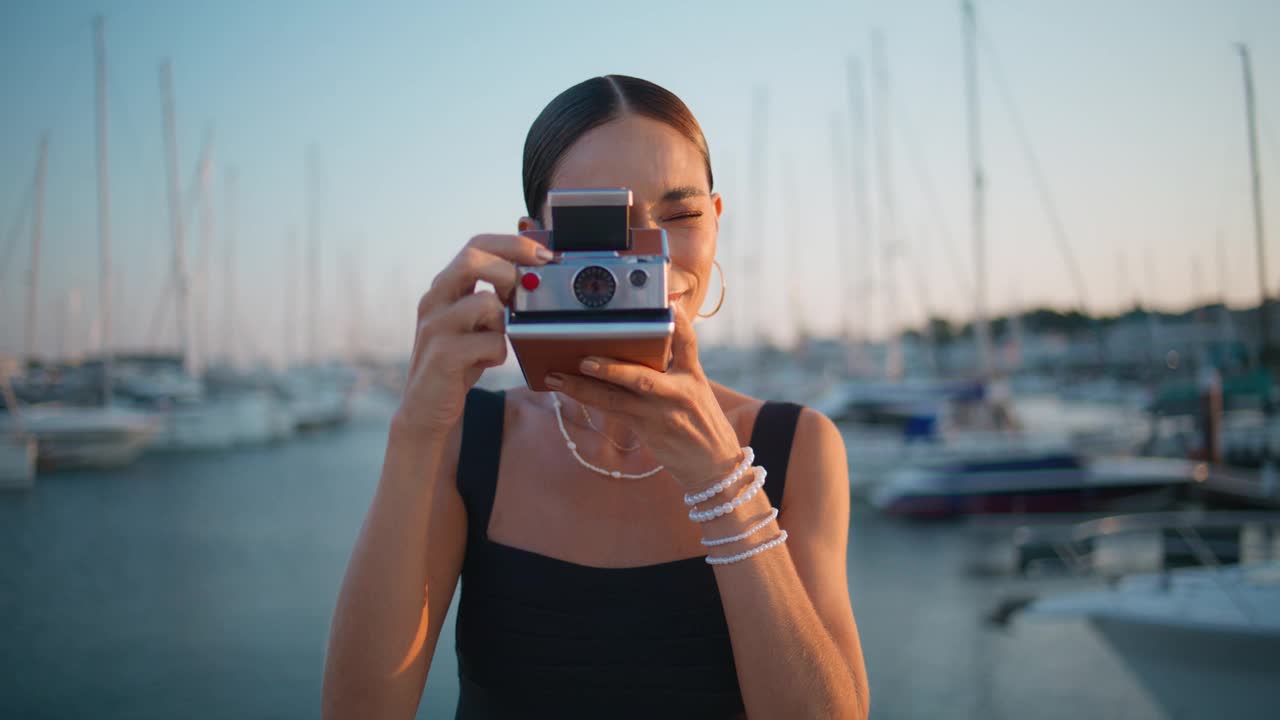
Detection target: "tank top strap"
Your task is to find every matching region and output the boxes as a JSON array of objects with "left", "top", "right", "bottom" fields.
[
  {"left": 456, "top": 387, "right": 506, "bottom": 545},
  {"left": 747, "top": 401, "right": 804, "bottom": 511}
]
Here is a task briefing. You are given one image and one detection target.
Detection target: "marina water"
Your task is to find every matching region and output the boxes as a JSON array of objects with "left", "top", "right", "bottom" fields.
[{"left": 2, "top": 408, "right": 1167, "bottom": 719}]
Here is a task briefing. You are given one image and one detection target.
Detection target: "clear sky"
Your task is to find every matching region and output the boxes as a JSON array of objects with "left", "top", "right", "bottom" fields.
[{"left": 2, "top": 0, "right": 1278, "bottom": 365}]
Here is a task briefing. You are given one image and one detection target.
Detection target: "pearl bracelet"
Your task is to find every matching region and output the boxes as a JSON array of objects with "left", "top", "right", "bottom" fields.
[
  {"left": 684, "top": 447, "right": 755, "bottom": 507},
  {"left": 688, "top": 466, "right": 766, "bottom": 523},
  {"left": 706, "top": 530, "right": 789, "bottom": 565},
  {"left": 701, "top": 507, "right": 779, "bottom": 547}
]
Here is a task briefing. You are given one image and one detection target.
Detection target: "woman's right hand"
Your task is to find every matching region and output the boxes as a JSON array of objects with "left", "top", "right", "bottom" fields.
[{"left": 392, "top": 234, "right": 552, "bottom": 440}]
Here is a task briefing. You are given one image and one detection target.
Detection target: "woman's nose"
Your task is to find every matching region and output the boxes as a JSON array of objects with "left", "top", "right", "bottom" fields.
[{"left": 630, "top": 210, "right": 659, "bottom": 230}]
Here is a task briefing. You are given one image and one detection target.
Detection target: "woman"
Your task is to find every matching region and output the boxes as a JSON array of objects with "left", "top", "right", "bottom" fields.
[{"left": 322, "top": 75, "right": 868, "bottom": 719}]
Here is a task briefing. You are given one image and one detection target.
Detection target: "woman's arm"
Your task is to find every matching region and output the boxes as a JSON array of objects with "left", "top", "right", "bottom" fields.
[
  {"left": 320, "top": 420, "right": 467, "bottom": 718},
  {"left": 706, "top": 408, "right": 867, "bottom": 719},
  {"left": 322, "top": 233, "right": 550, "bottom": 718}
]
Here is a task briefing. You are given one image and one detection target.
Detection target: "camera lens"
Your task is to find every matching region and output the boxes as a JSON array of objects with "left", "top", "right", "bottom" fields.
[{"left": 572, "top": 266, "right": 617, "bottom": 308}]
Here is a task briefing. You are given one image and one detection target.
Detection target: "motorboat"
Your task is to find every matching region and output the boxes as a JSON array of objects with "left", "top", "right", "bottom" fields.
[
  {"left": 203, "top": 365, "right": 295, "bottom": 443},
  {"left": 870, "top": 454, "right": 1200, "bottom": 517},
  {"left": 0, "top": 433, "right": 36, "bottom": 489},
  {"left": 1026, "top": 561, "right": 1280, "bottom": 720},
  {"left": 0, "top": 405, "right": 159, "bottom": 471},
  {"left": 277, "top": 367, "right": 355, "bottom": 432},
  {"left": 114, "top": 359, "right": 282, "bottom": 451},
  {"left": 844, "top": 390, "right": 1151, "bottom": 501}
]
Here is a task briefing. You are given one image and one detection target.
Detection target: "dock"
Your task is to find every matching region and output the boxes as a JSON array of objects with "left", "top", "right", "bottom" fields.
[{"left": 1192, "top": 464, "right": 1280, "bottom": 510}]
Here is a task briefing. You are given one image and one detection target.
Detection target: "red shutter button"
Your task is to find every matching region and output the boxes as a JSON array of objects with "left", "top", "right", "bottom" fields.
[{"left": 520, "top": 272, "right": 540, "bottom": 291}]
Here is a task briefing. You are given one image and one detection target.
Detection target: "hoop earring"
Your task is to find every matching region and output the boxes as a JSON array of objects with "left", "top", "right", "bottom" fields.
[{"left": 697, "top": 259, "right": 726, "bottom": 318}]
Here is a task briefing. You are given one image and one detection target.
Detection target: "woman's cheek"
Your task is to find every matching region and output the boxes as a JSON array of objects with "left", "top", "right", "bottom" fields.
[{"left": 667, "top": 226, "right": 717, "bottom": 311}]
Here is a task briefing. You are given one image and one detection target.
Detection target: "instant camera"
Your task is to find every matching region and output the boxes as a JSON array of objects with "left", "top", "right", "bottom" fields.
[{"left": 507, "top": 188, "right": 674, "bottom": 392}]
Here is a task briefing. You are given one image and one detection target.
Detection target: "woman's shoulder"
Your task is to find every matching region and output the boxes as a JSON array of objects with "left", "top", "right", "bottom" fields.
[
  {"left": 713, "top": 384, "right": 843, "bottom": 469},
  {"left": 712, "top": 385, "right": 847, "bottom": 518}
]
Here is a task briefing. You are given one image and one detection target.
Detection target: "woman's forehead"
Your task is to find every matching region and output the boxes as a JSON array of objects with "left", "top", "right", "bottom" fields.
[{"left": 549, "top": 115, "right": 709, "bottom": 204}]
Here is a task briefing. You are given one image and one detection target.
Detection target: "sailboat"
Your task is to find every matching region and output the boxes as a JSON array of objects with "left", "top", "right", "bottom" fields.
[
  {"left": 0, "top": 364, "right": 36, "bottom": 489},
  {"left": 1024, "top": 50, "right": 1279, "bottom": 718},
  {"left": 0, "top": 43, "right": 159, "bottom": 473},
  {"left": 117, "top": 60, "right": 286, "bottom": 450},
  {"left": 275, "top": 149, "right": 354, "bottom": 432},
  {"left": 844, "top": 2, "right": 1195, "bottom": 512},
  {"left": 201, "top": 170, "right": 297, "bottom": 443}
]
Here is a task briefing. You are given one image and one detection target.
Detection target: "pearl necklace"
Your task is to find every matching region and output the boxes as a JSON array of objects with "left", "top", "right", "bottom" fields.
[
  {"left": 551, "top": 394, "right": 664, "bottom": 479},
  {"left": 580, "top": 402, "right": 641, "bottom": 452}
]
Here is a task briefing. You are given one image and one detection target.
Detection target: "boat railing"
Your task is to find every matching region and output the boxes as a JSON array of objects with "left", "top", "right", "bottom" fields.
[
  {"left": 1, "top": 370, "right": 29, "bottom": 435},
  {"left": 1009, "top": 510, "right": 1280, "bottom": 622},
  {"left": 1009, "top": 511, "right": 1280, "bottom": 577}
]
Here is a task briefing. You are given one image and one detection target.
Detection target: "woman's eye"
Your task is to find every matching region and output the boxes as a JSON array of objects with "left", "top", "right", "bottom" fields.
[{"left": 662, "top": 211, "right": 703, "bottom": 222}]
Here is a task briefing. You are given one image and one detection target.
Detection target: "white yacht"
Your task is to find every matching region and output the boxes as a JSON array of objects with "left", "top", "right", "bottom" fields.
[
  {"left": 115, "top": 366, "right": 265, "bottom": 451},
  {"left": 869, "top": 454, "right": 1200, "bottom": 517},
  {"left": 278, "top": 368, "right": 355, "bottom": 432},
  {"left": 0, "top": 406, "right": 159, "bottom": 471},
  {"left": 1027, "top": 561, "right": 1280, "bottom": 719},
  {"left": 0, "top": 433, "right": 36, "bottom": 489}
]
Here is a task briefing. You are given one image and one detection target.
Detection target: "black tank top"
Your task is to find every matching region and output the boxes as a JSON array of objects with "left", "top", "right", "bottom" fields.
[{"left": 452, "top": 388, "right": 803, "bottom": 719}]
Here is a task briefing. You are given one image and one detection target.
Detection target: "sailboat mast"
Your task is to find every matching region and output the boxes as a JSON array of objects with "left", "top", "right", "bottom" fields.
[
  {"left": 1217, "top": 231, "right": 1232, "bottom": 345},
  {"left": 347, "top": 249, "right": 360, "bottom": 362},
  {"left": 306, "top": 146, "right": 321, "bottom": 366},
  {"left": 847, "top": 56, "right": 873, "bottom": 374},
  {"left": 1145, "top": 248, "right": 1161, "bottom": 370},
  {"left": 1238, "top": 44, "right": 1270, "bottom": 365},
  {"left": 26, "top": 136, "right": 48, "bottom": 366},
  {"left": 871, "top": 30, "right": 901, "bottom": 378},
  {"left": 224, "top": 169, "right": 237, "bottom": 368},
  {"left": 779, "top": 150, "right": 807, "bottom": 348},
  {"left": 93, "top": 16, "right": 113, "bottom": 403},
  {"left": 196, "top": 130, "right": 214, "bottom": 378},
  {"left": 829, "top": 115, "right": 847, "bottom": 350},
  {"left": 963, "top": 0, "right": 992, "bottom": 376},
  {"left": 747, "top": 88, "right": 769, "bottom": 350},
  {"left": 159, "top": 60, "right": 191, "bottom": 375},
  {"left": 286, "top": 226, "right": 298, "bottom": 367}
]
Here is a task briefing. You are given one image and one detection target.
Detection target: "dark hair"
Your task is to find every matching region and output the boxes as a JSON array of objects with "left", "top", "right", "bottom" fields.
[{"left": 522, "top": 75, "right": 714, "bottom": 220}]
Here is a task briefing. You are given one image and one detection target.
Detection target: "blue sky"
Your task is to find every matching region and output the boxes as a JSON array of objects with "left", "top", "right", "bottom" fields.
[{"left": 1, "top": 0, "right": 1278, "bottom": 364}]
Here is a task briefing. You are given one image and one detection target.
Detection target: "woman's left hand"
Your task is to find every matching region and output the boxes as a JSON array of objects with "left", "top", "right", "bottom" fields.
[{"left": 546, "top": 303, "right": 743, "bottom": 492}]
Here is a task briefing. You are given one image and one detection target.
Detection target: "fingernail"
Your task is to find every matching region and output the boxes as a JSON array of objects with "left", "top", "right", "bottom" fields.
[
  {"left": 535, "top": 247, "right": 554, "bottom": 262},
  {"left": 580, "top": 358, "right": 600, "bottom": 373},
  {"left": 544, "top": 373, "right": 564, "bottom": 388}
]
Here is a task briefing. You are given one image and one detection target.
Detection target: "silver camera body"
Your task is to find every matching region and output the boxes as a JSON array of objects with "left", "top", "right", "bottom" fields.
[
  {"left": 506, "top": 188, "right": 675, "bottom": 391},
  {"left": 512, "top": 189, "right": 669, "bottom": 313},
  {"left": 512, "top": 251, "right": 670, "bottom": 313}
]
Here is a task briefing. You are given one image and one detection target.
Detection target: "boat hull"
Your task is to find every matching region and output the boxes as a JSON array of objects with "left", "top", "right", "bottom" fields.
[
  {"left": 0, "top": 435, "right": 36, "bottom": 489},
  {"left": 1029, "top": 563, "right": 1280, "bottom": 720},
  {"left": 871, "top": 457, "right": 1197, "bottom": 518},
  {"left": 1090, "top": 614, "right": 1280, "bottom": 720},
  {"left": 1, "top": 408, "right": 159, "bottom": 472},
  {"left": 878, "top": 483, "right": 1182, "bottom": 517}
]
